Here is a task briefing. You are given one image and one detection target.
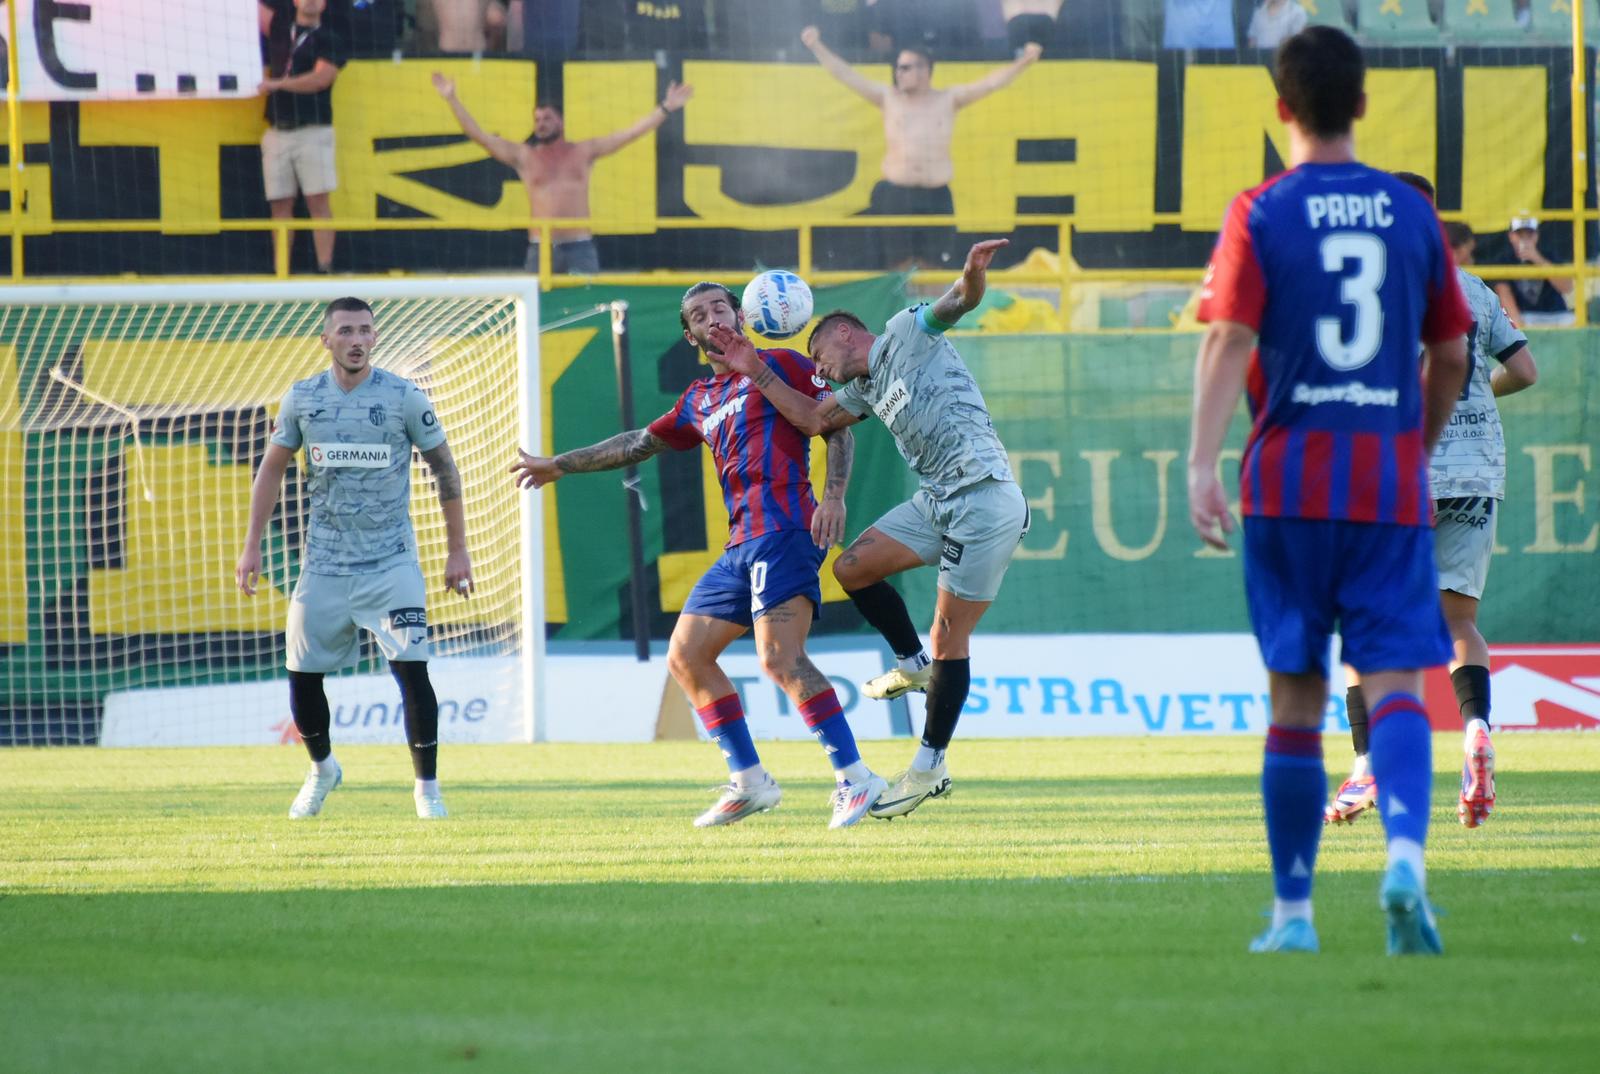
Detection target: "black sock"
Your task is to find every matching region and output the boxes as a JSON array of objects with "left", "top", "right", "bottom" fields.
[
  {"left": 1346, "top": 685, "right": 1369, "bottom": 757},
  {"left": 846, "top": 581, "right": 923, "bottom": 659},
  {"left": 920, "top": 658, "right": 971, "bottom": 751},
  {"left": 391, "top": 661, "right": 440, "bottom": 780},
  {"left": 288, "top": 671, "right": 332, "bottom": 763},
  {"left": 1451, "top": 664, "right": 1492, "bottom": 728}
]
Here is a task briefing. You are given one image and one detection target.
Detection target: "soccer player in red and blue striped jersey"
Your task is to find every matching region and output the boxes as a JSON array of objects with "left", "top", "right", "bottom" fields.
[
  {"left": 510, "top": 283, "right": 888, "bottom": 828},
  {"left": 1186, "top": 27, "right": 1471, "bottom": 955}
]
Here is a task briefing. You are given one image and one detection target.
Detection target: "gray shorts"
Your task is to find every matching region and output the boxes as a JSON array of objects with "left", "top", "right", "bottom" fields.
[
  {"left": 524, "top": 239, "right": 600, "bottom": 275},
  {"left": 871, "top": 478, "right": 1030, "bottom": 602},
  {"left": 286, "top": 561, "right": 430, "bottom": 672},
  {"left": 1434, "top": 496, "right": 1497, "bottom": 600}
]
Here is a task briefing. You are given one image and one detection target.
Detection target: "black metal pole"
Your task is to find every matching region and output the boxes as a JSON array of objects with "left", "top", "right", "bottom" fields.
[{"left": 610, "top": 301, "right": 651, "bottom": 662}]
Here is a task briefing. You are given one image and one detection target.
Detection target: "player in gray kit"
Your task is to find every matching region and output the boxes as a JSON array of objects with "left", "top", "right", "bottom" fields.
[
  {"left": 1326, "top": 173, "right": 1539, "bottom": 830},
  {"left": 709, "top": 238, "right": 1029, "bottom": 819},
  {"left": 235, "top": 297, "right": 474, "bottom": 820}
]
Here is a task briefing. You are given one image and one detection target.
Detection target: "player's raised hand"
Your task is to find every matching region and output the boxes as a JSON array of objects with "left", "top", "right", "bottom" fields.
[
  {"left": 510, "top": 448, "right": 563, "bottom": 490},
  {"left": 1187, "top": 466, "right": 1235, "bottom": 550},
  {"left": 1020, "top": 42, "right": 1044, "bottom": 63},
  {"left": 444, "top": 549, "right": 473, "bottom": 600},
  {"left": 963, "top": 238, "right": 1009, "bottom": 280},
  {"left": 235, "top": 547, "right": 263, "bottom": 597},
  {"left": 800, "top": 25, "right": 821, "bottom": 50},
  {"left": 431, "top": 72, "right": 456, "bottom": 100},
  {"left": 662, "top": 81, "right": 693, "bottom": 112},
  {"left": 706, "top": 323, "right": 761, "bottom": 376},
  {"left": 811, "top": 497, "right": 847, "bottom": 550}
]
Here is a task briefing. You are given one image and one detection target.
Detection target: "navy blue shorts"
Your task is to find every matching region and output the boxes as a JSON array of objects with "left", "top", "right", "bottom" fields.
[
  {"left": 1242, "top": 516, "right": 1451, "bottom": 679},
  {"left": 683, "top": 529, "right": 825, "bottom": 627}
]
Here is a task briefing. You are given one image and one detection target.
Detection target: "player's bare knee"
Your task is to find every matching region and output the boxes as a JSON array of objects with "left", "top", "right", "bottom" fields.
[{"left": 832, "top": 554, "right": 867, "bottom": 592}]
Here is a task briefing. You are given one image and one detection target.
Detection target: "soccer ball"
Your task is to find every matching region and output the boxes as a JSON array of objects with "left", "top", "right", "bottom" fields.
[{"left": 741, "top": 270, "right": 814, "bottom": 340}]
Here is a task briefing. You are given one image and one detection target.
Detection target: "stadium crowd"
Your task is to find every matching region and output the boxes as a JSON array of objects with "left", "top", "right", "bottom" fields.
[{"left": 294, "top": 0, "right": 1570, "bottom": 60}]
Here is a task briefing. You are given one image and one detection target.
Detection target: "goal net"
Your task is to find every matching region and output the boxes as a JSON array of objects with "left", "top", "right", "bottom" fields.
[{"left": 0, "top": 279, "right": 542, "bottom": 746}]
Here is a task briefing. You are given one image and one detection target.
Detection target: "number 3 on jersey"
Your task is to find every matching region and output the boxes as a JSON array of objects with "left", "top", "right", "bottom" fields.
[{"left": 1316, "top": 233, "right": 1387, "bottom": 371}]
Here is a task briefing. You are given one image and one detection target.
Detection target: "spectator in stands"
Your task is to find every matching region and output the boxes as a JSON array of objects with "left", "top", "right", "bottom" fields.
[
  {"left": 1163, "top": 0, "right": 1237, "bottom": 47},
  {"left": 863, "top": 0, "right": 983, "bottom": 54},
  {"left": 1491, "top": 214, "right": 1575, "bottom": 327},
  {"left": 1002, "top": 1, "right": 1063, "bottom": 52},
  {"left": 518, "top": 0, "right": 580, "bottom": 59},
  {"left": 1246, "top": 0, "right": 1307, "bottom": 46},
  {"left": 427, "top": 0, "right": 509, "bottom": 53},
  {"left": 431, "top": 74, "right": 693, "bottom": 274},
  {"left": 258, "top": 0, "right": 348, "bottom": 274},
  {"left": 577, "top": 0, "right": 708, "bottom": 57},
  {"left": 803, "top": 25, "right": 1040, "bottom": 267}
]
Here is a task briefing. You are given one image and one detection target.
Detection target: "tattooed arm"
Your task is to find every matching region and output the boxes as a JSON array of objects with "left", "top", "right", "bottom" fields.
[
  {"left": 811, "top": 425, "right": 854, "bottom": 548},
  {"left": 421, "top": 442, "right": 474, "bottom": 597},
  {"left": 929, "top": 238, "right": 1009, "bottom": 328},
  {"left": 704, "top": 323, "right": 863, "bottom": 437},
  {"left": 509, "top": 428, "right": 670, "bottom": 490}
]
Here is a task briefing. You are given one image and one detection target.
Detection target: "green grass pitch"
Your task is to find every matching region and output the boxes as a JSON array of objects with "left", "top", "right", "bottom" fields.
[{"left": 3, "top": 735, "right": 1597, "bottom": 1073}]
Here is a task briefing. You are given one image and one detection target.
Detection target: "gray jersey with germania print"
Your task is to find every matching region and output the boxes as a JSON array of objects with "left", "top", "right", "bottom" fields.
[
  {"left": 831, "top": 305, "right": 1013, "bottom": 499},
  {"left": 1430, "top": 268, "right": 1526, "bottom": 500},
  {"left": 270, "top": 367, "right": 447, "bottom": 575}
]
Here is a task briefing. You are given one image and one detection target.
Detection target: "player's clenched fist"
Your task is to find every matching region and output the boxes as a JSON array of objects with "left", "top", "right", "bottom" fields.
[{"left": 509, "top": 448, "right": 563, "bottom": 489}]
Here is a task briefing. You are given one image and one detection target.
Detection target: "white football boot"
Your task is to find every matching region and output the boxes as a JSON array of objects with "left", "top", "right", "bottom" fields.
[
  {"left": 694, "top": 774, "right": 783, "bottom": 828},
  {"left": 288, "top": 761, "right": 342, "bottom": 819},
  {"left": 862, "top": 665, "right": 932, "bottom": 701},
  {"left": 829, "top": 772, "right": 890, "bottom": 829},
  {"left": 868, "top": 763, "right": 951, "bottom": 819},
  {"left": 415, "top": 786, "right": 449, "bottom": 820}
]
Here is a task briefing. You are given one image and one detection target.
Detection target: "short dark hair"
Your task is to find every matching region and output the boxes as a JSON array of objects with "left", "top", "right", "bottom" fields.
[
  {"left": 323, "top": 296, "right": 373, "bottom": 323},
  {"left": 1443, "top": 221, "right": 1475, "bottom": 250},
  {"left": 894, "top": 46, "right": 935, "bottom": 80},
  {"left": 534, "top": 100, "right": 563, "bottom": 115},
  {"left": 806, "top": 309, "right": 870, "bottom": 353},
  {"left": 1275, "top": 27, "right": 1364, "bottom": 139},
  {"left": 679, "top": 282, "right": 739, "bottom": 333},
  {"left": 1391, "top": 171, "right": 1435, "bottom": 203}
]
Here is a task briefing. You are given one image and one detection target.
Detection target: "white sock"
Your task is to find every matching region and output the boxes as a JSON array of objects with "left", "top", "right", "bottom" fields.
[
  {"left": 1465, "top": 717, "right": 1490, "bottom": 741},
  {"left": 911, "top": 744, "right": 944, "bottom": 772},
  {"left": 1349, "top": 753, "right": 1370, "bottom": 780},
  {"left": 1272, "top": 898, "right": 1313, "bottom": 930},
  {"left": 415, "top": 777, "right": 440, "bottom": 797},
  {"left": 314, "top": 755, "right": 339, "bottom": 776},
  {"left": 836, "top": 760, "right": 871, "bottom": 785},
  {"left": 897, "top": 650, "right": 930, "bottom": 674},
  {"left": 731, "top": 763, "right": 766, "bottom": 790},
  {"left": 1387, "top": 836, "right": 1426, "bottom": 888}
]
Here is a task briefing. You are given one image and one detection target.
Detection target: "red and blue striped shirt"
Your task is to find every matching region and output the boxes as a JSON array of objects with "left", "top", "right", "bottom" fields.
[
  {"left": 1199, "top": 163, "right": 1472, "bottom": 526},
  {"left": 648, "top": 348, "right": 832, "bottom": 548}
]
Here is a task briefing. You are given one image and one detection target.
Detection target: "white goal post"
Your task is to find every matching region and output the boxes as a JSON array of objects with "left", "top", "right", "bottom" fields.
[{"left": 0, "top": 277, "right": 544, "bottom": 746}]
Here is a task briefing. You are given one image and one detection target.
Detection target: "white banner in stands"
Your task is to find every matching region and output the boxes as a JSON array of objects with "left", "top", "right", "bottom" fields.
[{"left": 3, "top": 1, "right": 262, "bottom": 100}]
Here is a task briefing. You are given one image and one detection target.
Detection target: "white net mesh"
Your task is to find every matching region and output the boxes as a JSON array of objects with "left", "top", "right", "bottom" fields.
[{"left": 0, "top": 282, "right": 537, "bottom": 745}]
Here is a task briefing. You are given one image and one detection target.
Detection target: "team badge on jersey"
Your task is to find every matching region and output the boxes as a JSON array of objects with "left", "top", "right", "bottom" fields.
[{"left": 368, "top": 405, "right": 386, "bottom": 427}]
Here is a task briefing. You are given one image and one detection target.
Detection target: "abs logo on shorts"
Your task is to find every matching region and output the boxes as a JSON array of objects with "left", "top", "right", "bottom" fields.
[
  {"left": 308, "top": 443, "right": 391, "bottom": 468},
  {"left": 389, "top": 607, "right": 427, "bottom": 629},
  {"left": 940, "top": 536, "right": 965, "bottom": 566}
]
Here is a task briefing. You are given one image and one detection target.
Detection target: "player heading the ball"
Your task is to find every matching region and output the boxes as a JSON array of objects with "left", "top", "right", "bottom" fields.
[
  {"left": 509, "top": 282, "right": 889, "bottom": 829},
  {"left": 1187, "top": 27, "right": 1471, "bottom": 955},
  {"left": 709, "top": 238, "right": 1030, "bottom": 822}
]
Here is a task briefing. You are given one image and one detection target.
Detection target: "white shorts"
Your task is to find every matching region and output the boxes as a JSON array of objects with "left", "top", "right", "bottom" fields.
[
  {"left": 870, "top": 478, "right": 1030, "bottom": 602},
  {"left": 1434, "top": 496, "right": 1497, "bottom": 600},
  {"left": 262, "top": 125, "right": 337, "bottom": 202},
  {"left": 286, "top": 561, "right": 430, "bottom": 672}
]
